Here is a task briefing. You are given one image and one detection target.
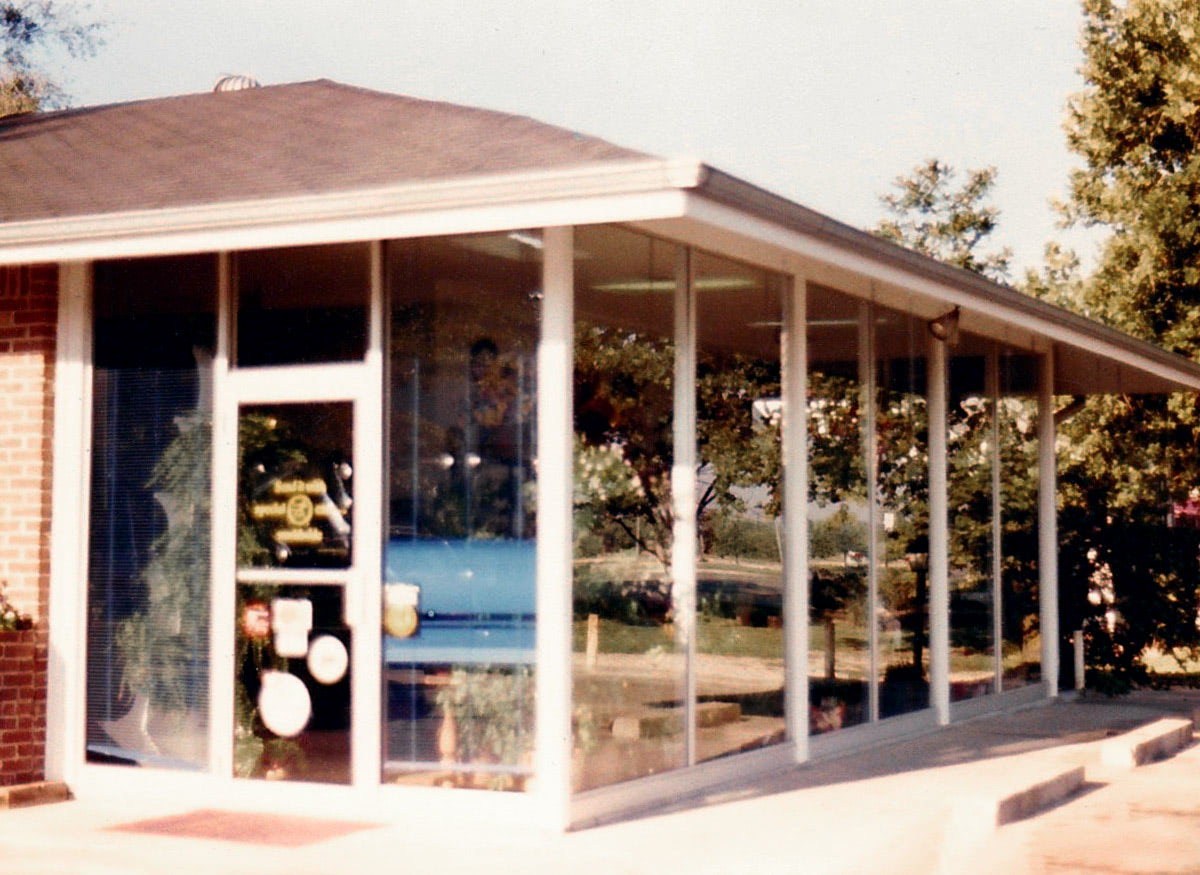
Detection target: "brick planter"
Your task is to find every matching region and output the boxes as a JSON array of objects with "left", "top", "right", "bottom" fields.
[{"left": 0, "top": 627, "right": 47, "bottom": 786}]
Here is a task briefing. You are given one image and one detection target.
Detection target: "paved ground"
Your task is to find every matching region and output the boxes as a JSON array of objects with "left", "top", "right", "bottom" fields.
[{"left": 3, "top": 689, "right": 1200, "bottom": 873}]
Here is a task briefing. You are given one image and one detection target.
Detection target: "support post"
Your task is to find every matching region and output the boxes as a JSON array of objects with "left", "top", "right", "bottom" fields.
[
  {"left": 783, "top": 275, "right": 809, "bottom": 760},
  {"left": 1038, "top": 347, "right": 1060, "bottom": 696},
  {"left": 535, "top": 226, "right": 575, "bottom": 829},
  {"left": 672, "top": 249, "right": 698, "bottom": 765},
  {"left": 928, "top": 334, "right": 950, "bottom": 724},
  {"left": 46, "top": 261, "right": 91, "bottom": 784}
]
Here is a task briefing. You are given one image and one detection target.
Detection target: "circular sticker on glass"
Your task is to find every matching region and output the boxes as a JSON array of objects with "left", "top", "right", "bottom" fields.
[
  {"left": 285, "top": 493, "right": 315, "bottom": 527},
  {"left": 384, "top": 604, "right": 418, "bottom": 639},
  {"left": 258, "top": 670, "right": 311, "bottom": 738},
  {"left": 306, "top": 634, "right": 348, "bottom": 685}
]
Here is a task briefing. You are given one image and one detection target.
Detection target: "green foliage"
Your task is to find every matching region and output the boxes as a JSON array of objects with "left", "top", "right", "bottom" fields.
[
  {"left": 810, "top": 505, "right": 868, "bottom": 562},
  {"left": 0, "top": 581, "right": 32, "bottom": 631},
  {"left": 116, "top": 401, "right": 210, "bottom": 712},
  {"left": 434, "top": 666, "right": 534, "bottom": 790},
  {"left": 875, "top": 158, "right": 1013, "bottom": 282},
  {"left": 706, "top": 513, "right": 780, "bottom": 562},
  {"left": 1054, "top": 0, "right": 1200, "bottom": 686},
  {"left": 0, "top": 1, "right": 102, "bottom": 113},
  {"left": 1065, "top": 0, "right": 1200, "bottom": 352},
  {"left": 574, "top": 320, "right": 783, "bottom": 570}
]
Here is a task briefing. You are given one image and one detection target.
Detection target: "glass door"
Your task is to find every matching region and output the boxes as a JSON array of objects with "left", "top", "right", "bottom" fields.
[{"left": 232, "top": 401, "right": 359, "bottom": 783}]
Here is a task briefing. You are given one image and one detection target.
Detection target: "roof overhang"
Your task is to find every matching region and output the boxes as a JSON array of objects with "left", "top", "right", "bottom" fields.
[{"left": 3, "top": 155, "right": 1197, "bottom": 396}]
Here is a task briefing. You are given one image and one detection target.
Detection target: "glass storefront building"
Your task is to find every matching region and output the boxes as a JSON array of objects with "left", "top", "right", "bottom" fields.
[{"left": 12, "top": 80, "right": 1199, "bottom": 830}]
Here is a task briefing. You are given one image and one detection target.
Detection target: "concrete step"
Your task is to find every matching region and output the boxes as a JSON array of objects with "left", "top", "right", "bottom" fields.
[
  {"left": 1098, "top": 717, "right": 1194, "bottom": 768},
  {"left": 0, "top": 781, "right": 70, "bottom": 810}
]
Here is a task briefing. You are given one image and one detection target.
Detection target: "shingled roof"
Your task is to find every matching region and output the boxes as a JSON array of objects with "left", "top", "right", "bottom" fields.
[{"left": 0, "top": 79, "right": 647, "bottom": 223}]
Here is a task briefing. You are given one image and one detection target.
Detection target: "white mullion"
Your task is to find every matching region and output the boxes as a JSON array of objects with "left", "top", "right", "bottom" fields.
[
  {"left": 928, "top": 333, "right": 950, "bottom": 724},
  {"left": 535, "top": 226, "right": 574, "bottom": 831},
  {"left": 1038, "top": 347, "right": 1059, "bottom": 696},
  {"left": 782, "top": 274, "right": 809, "bottom": 760},
  {"left": 209, "top": 250, "right": 236, "bottom": 777},
  {"left": 231, "top": 362, "right": 373, "bottom": 403},
  {"left": 351, "top": 239, "right": 385, "bottom": 788},
  {"left": 673, "top": 247, "right": 698, "bottom": 766},
  {"left": 47, "top": 261, "right": 92, "bottom": 785}
]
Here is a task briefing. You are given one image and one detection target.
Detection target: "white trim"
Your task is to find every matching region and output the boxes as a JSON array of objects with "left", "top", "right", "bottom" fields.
[
  {"left": 673, "top": 247, "right": 698, "bottom": 765},
  {"left": 949, "top": 680, "right": 1047, "bottom": 722},
  {"left": 0, "top": 162, "right": 701, "bottom": 267},
  {"left": 234, "top": 569, "right": 354, "bottom": 586},
  {"left": 534, "top": 226, "right": 574, "bottom": 832},
  {"left": 351, "top": 239, "right": 385, "bottom": 788},
  {"left": 230, "top": 363, "right": 378, "bottom": 403},
  {"left": 46, "top": 260, "right": 92, "bottom": 785},
  {"left": 209, "top": 251, "right": 236, "bottom": 778},
  {"left": 808, "top": 708, "right": 939, "bottom": 760},
  {"left": 570, "top": 741, "right": 794, "bottom": 830},
  {"left": 1038, "top": 348, "right": 1060, "bottom": 695},
  {"left": 673, "top": 195, "right": 1200, "bottom": 393},
  {"left": 782, "top": 274, "right": 809, "bottom": 760},
  {"left": 928, "top": 334, "right": 950, "bottom": 725}
]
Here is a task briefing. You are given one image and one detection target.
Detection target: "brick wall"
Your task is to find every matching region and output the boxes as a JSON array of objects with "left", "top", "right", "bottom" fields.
[
  {"left": 0, "top": 263, "right": 57, "bottom": 786},
  {"left": 0, "top": 628, "right": 47, "bottom": 786}
]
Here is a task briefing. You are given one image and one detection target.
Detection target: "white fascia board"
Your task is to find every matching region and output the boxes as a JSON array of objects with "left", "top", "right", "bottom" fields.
[
  {"left": 679, "top": 193, "right": 1200, "bottom": 393},
  {"left": 0, "top": 157, "right": 703, "bottom": 265}
]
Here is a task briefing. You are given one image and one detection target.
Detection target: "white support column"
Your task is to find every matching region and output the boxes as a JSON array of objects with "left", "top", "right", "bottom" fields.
[
  {"left": 209, "top": 251, "right": 236, "bottom": 778},
  {"left": 928, "top": 335, "right": 950, "bottom": 724},
  {"left": 350, "top": 240, "right": 385, "bottom": 788},
  {"left": 535, "top": 226, "right": 575, "bottom": 830},
  {"left": 782, "top": 275, "right": 810, "bottom": 760},
  {"left": 672, "top": 248, "right": 698, "bottom": 765},
  {"left": 1038, "top": 346, "right": 1060, "bottom": 697},
  {"left": 46, "top": 261, "right": 92, "bottom": 784}
]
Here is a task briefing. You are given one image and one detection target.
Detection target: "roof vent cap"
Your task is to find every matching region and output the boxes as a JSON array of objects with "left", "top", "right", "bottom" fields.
[{"left": 214, "top": 74, "right": 261, "bottom": 92}]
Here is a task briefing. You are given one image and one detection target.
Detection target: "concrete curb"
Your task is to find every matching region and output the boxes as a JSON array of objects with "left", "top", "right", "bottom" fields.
[{"left": 1098, "top": 718, "right": 1194, "bottom": 768}]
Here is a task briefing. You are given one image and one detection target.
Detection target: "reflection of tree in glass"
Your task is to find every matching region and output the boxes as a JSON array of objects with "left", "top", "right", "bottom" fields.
[{"left": 574, "top": 323, "right": 783, "bottom": 569}]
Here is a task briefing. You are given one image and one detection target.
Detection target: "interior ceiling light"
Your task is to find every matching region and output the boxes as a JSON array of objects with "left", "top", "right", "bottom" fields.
[{"left": 592, "top": 277, "right": 759, "bottom": 294}]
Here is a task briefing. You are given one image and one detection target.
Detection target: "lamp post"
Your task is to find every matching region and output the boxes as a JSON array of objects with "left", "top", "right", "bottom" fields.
[{"left": 905, "top": 544, "right": 929, "bottom": 672}]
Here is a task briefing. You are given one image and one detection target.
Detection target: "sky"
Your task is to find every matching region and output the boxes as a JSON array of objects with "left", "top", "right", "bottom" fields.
[{"left": 48, "top": 0, "right": 1099, "bottom": 278}]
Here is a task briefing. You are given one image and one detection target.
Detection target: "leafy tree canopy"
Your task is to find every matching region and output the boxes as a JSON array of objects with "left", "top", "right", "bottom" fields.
[
  {"left": 1065, "top": 0, "right": 1200, "bottom": 353},
  {"left": 875, "top": 158, "right": 1013, "bottom": 283},
  {"left": 0, "top": 1, "right": 101, "bottom": 115}
]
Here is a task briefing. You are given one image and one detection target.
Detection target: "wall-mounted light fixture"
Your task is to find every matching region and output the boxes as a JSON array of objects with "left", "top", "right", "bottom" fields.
[{"left": 928, "top": 306, "right": 960, "bottom": 345}]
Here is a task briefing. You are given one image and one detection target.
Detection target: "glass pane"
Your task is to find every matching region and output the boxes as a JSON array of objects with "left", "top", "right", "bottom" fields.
[
  {"left": 384, "top": 233, "right": 540, "bottom": 791},
  {"left": 572, "top": 225, "right": 684, "bottom": 791},
  {"left": 86, "top": 254, "right": 215, "bottom": 769},
  {"left": 236, "top": 242, "right": 370, "bottom": 366},
  {"left": 1000, "top": 351, "right": 1041, "bottom": 688},
  {"left": 807, "top": 289, "right": 869, "bottom": 733},
  {"left": 234, "top": 583, "right": 351, "bottom": 783},
  {"left": 875, "top": 307, "right": 930, "bottom": 719},
  {"left": 693, "top": 252, "right": 786, "bottom": 760},
  {"left": 234, "top": 402, "right": 355, "bottom": 783},
  {"left": 948, "top": 340, "right": 996, "bottom": 701},
  {"left": 237, "top": 403, "right": 353, "bottom": 570}
]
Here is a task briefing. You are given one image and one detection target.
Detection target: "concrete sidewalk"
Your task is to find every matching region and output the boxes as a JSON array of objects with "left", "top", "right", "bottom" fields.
[{"left": 2, "top": 689, "right": 1198, "bottom": 874}]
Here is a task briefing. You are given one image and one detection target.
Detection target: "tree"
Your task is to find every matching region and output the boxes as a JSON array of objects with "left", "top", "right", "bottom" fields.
[
  {"left": 876, "top": 158, "right": 1013, "bottom": 283},
  {"left": 0, "top": 1, "right": 101, "bottom": 115},
  {"left": 1057, "top": 0, "right": 1200, "bottom": 681}
]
